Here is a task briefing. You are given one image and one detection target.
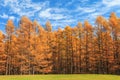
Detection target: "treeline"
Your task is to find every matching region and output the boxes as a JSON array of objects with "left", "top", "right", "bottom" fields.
[{"left": 0, "top": 12, "right": 120, "bottom": 75}]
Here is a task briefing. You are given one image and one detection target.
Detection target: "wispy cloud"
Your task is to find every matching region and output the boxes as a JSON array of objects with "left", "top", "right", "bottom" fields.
[
  {"left": 0, "top": 13, "right": 8, "bottom": 19},
  {"left": 0, "top": 13, "right": 16, "bottom": 21},
  {"left": 9, "top": 16, "right": 15, "bottom": 21},
  {"left": 75, "top": 7, "right": 96, "bottom": 13},
  {"left": 1, "top": 0, "right": 48, "bottom": 17},
  {"left": 102, "top": 0, "right": 120, "bottom": 7},
  {"left": 74, "top": 0, "right": 120, "bottom": 25},
  {"left": 65, "top": 0, "right": 74, "bottom": 6},
  {"left": 39, "top": 8, "right": 67, "bottom": 20},
  {"left": 0, "top": 0, "right": 120, "bottom": 31},
  {"left": 0, "top": 22, "right": 6, "bottom": 25}
]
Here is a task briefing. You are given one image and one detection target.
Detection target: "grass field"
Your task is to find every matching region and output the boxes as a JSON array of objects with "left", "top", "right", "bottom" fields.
[{"left": 0, "top": 74, "right": 119, "bottom": 80}]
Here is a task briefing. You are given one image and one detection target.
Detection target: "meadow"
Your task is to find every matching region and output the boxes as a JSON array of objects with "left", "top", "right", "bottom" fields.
[{"left": 0, "top": 74, "right": 120, "bottom": 80}]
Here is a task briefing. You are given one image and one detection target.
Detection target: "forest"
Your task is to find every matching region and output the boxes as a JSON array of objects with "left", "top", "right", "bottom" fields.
[{"left": 0, "top": 12, "right": 120, "bottom": 75}]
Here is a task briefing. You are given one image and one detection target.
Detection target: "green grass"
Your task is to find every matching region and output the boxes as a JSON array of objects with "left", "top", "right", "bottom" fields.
[{"left": 0, "top": 74, "right": 119, "bottom": 80}]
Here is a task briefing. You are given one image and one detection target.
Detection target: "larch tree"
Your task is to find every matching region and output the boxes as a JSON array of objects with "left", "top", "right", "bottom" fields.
[
  {"left": 83, "top": 21, "right": 93, "bottom": 73},
  {"left": 36, "top": 22, "right": 52, "bottom": 74},
  {"left": 64, "top": 26, "right": 74, "bottom": 74},
  {"left": 17, "top": 16, "right": 33, "bottom": 74},
  {"left": 76, "top": 22, "right": 84, "bottom": 73},
  {"left": 5, "top": 20, "right": 15, "bottom": 75},
  {"left": 96, "top": 16, "right": 105, "bottom": 74},
  {"left": 0, "top": 12, "right": 120, "bottom": 75},
  {"left": 0, "top": 31, "right": 6, "bottom": 75},
  {"left": 109, "top": 12, "right": 120, "bottom": 74}
]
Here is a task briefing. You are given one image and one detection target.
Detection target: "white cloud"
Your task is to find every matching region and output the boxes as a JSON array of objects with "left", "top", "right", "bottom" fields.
[
  {"left": 61, "top": 19, "right": 76, "bottom": 23},
  {"left": 102, "top": 0, "right": 120, "bottom": 7},
  {"left": 39, "top": 8, "right": 67, "bottom": 20},
  {"left": 51, "top": 8, "right": 67, "bottom": 13},
  {"left": 65, "top": 0, "right": 74, "bottom": 6},
  {"left": 0, "top": 14, "right": 16, "bottom": 21},
  {"left": 74, "top": 0, "right": 120, "bottom": 25},
  {"left": 0, "top": 13, "right": 8, "bottom": 19},
  {"left": 0, "top": 22, "right": 6, "bottom": 25},
  {"left": 0, "top": 0, "right": 74, "bottom": 28},
  {"left": 85, "top": 8, "right": 96, "bottom": 13},
  {"left": 39, "top": 9, "right": 51, "bottom": 18},
  {"left": 79, "top": 0, "right": 88, "bottom": 2},
  {"left": 9, "top": 16, "right": 15, "bottom": 21},
  {"left": 1, "top": 0, "right": 48, "bottom": 17},
  {"left": 76, "top": 7, "right": 96, "bottom": 13},
  {"left": 0, "top": 0, "right": 120, "bottom": 30}
]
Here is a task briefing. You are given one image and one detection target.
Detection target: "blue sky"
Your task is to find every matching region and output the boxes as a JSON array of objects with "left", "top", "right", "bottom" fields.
[{"left": 0, "top": 0, "right": 120, "bottom": 32}]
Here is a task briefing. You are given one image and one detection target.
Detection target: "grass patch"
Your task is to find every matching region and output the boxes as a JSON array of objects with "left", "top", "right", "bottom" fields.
[{"left": 0, "top": 74, "right": 119, "bottom": 80}]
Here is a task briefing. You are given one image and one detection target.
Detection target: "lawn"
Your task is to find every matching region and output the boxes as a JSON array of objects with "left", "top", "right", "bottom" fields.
[{"left": 0, "top": 74, "right": 119, "bottom": 80}]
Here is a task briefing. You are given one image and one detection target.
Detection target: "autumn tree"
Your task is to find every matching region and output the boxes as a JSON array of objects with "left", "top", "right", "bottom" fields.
[
  {"left": 0, "top": 31, "right": 6, "bottom": 75},
  {"left": 83, "top": 21, "right": 93, "bottom": 73},
  {"left": 109, "top": 12, "right": 120, "bottom": 74},
  {"left": 64, "top": 26, "right": 74, "bottom": 74},
  {"left": 31, "top": 21, "right": 52, "bottom": 74},
  {"left": 45, "top": 21, "right": 52, "bottom": 32},
  {"left": 5, "top": 20, "right": 15, "bottom": 75},
  {"left": 76, "top": 22, "right": 84, "bottom": 73},
  {"left": 0, "top": 12, "right": 120, "bottom": 75},
  {"left": 17, "top": 16, "right": 34, "bottom": 74}
]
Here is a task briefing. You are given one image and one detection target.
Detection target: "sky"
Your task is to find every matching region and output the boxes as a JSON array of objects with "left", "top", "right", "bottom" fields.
[{"left": 0, "top": 0, "right": 120, "bottom": 32}]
